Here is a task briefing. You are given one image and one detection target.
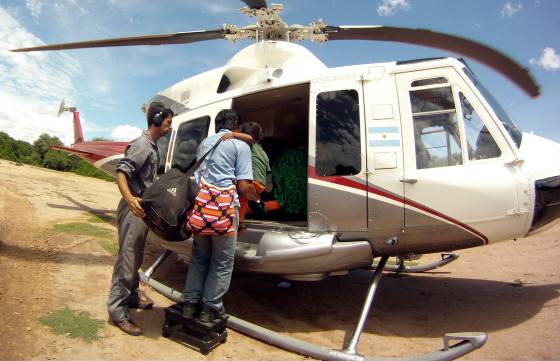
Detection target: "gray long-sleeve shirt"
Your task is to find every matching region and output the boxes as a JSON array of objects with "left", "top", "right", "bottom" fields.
[{"left": 115, "top": 130, "right": 159, "bottom": 197}]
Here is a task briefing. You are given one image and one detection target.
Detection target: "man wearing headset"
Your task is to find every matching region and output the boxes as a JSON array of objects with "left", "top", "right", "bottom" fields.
[{"left": 107, "top": 102, "right": 173, "bottom": 336}]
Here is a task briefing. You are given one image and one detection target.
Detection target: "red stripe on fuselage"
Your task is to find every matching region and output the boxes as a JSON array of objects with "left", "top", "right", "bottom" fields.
[{"left": 308, "top": 166, "right": 488, "bottom": 244}]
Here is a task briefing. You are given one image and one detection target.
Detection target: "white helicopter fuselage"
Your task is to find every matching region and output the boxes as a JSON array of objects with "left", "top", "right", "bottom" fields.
[{"left": 148, "top": 41, "right": 560, "bottom": 280}]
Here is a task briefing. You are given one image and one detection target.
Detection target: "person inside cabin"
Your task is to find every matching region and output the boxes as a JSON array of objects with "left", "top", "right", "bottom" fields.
[
  {"left": 182, "top": 109, "right": 259, "bottom": 323},
  {"left": 222, "top": 121, "right": 271, "bottom": 230},
  {"left": 271, "top": 147, "right": 307, "bottom": 217},
  {"left": 107, "top": 102, "right": 173, "bottom": 336}
]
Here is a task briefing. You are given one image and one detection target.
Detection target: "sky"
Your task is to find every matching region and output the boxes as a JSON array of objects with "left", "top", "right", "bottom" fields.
[{"left": 0, "top": 0, "right": 559, "bottom": 145}]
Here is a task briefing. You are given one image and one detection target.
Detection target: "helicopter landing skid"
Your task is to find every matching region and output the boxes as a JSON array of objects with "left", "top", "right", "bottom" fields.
[
  {"left": 372, "top": 253, "right": 460, "bottom": 273},
  {"left": 140, "top": 251, "right": 485, "bottom": 361}
]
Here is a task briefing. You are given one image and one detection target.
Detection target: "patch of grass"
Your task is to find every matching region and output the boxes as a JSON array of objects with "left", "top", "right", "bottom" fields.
[
  {"left": 99, "top": 240, "right": 119, "bottom": 256},
  {"left": 39, "top": 307, "right": 103, "bottom": 342},
  {"left": 53, "top": 222, "right": 113, "bottom": 239},
  {"left": 87, "top": 213, "right": 109, "bottom": 223}
]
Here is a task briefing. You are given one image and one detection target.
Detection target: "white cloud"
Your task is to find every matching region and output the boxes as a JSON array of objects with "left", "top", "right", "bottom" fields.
[
  {"left": 501, "top": 2, "right": 523, "bottom": 17},
  {"left": 110, "top": 125, "right": 142, "bottom": 141},
  {"left": 377, "top": 0, "right": 411, "bottom": 16},
  {"left": 0, "top": 7, "right": 82, "bottom": 144},
  {"left": 26, "top": 0, "right": 43, "bottom": 19},
  {"left": 530, "top": 47, "right": 560, "bottom": 71}
]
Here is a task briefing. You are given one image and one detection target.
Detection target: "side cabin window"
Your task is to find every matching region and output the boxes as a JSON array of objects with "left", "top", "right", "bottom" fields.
[
  {"left": 156, "top": 132, "right": 171, "bottom": 174},
  {"left": 315, "top": 89, "right": 361, "bottom": 176},
  {"left": 409, "top": 86, "right": 463, "bottom": 169},
  {"left": 171, "top": 116, "right": 210, "bottom": 171}
]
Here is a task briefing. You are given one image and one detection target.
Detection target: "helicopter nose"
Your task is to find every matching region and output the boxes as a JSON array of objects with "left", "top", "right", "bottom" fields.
[{"left": 520, "top": 133, "right": 560, "bottom": 234}]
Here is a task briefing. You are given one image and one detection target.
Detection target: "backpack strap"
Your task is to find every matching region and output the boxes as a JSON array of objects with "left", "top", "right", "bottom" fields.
[{"left": 191, "top": 136, "right": 224, "bottom": 173}]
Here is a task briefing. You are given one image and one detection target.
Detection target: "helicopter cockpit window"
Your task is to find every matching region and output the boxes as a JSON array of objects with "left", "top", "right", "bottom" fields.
[
  {"left": 459, "top": 92, "right": 501, "bottom": 160},
  {"left": 410, "top": 86, "right": 463, "bottom": 169},
  {"left": 315, "top": 89, "right": 361, "bottom": 176},
  {"left": 156, "top": 132, "right": 171, "bottom": 174},
  {"left": 462, "top": 66, "right": 522, "bottom": 148},
  {"left": 411, "top": 77, "right": 448, "bottom": 87},
  {"left": 171, "top": 116, "right": 210, "bottom": 171}
]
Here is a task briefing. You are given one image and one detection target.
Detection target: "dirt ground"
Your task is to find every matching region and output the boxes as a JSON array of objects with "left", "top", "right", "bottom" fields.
[{"left": 0, "top": 158, "right": 559, "bottom": 361}]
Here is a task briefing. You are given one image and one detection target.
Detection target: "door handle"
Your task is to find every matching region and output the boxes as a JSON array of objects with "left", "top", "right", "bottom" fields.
[{"left": 400, "top": 178, "right": 418, "bottom": 184}]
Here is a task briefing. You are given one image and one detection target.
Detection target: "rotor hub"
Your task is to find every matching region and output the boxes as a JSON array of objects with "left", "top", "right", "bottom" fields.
[{"left": 224, "top": 4, "right": 328, "bottom": 43}]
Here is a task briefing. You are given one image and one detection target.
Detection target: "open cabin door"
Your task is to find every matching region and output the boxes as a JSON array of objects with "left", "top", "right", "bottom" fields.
[
  {"left": 166, "top": 99, "right": 232, "bottom": 172},
  {"left": 308, "top": 77, "right": 368, "bottom": 233},
  {"left": 395, "top": 67, "right": 524, "bottom": 251}
]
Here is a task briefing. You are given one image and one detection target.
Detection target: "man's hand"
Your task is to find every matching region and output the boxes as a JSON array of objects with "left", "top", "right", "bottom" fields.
[
  {"left": 126, "top": 196, "right": 146, "bottom": 218},
  {"left": 116, "top": 172, "right": 145, "bottom": 218}
]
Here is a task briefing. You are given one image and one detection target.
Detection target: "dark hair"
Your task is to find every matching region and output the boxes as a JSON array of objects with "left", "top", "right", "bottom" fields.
[
  {"left": 240, "top": 121, "right": 263, "bottom": 143},
  {"left": 146, "top": 102, "right": 174, "bottom": 127},
  {"left": 215, "top": 109, "right": 239, "bottom": 132}
]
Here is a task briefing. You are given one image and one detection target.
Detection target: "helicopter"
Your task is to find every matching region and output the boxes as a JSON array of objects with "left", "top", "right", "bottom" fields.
[
  {"left": 12, "top": 1, "right": 560, "bottom": 360},
  {"left": 50, "top": 99, "right": 128, "bottom": 172}
]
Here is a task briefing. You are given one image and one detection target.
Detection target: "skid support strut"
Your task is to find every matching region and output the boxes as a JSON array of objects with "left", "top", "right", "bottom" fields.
[
  {"left": 144, "top": 249, "right": 172, "bottom": 279},
  {"left": 140, "top": 251, "right": 487, "bottom": 360},
  {"left": 342, "top": 255, "right": 388, "bottom": 356},
  {"left": 373, "top": 253, "right": 460, "bottom": 273},
  {"left": 139, "top": 250, "right": 186, "bottom": 302}
]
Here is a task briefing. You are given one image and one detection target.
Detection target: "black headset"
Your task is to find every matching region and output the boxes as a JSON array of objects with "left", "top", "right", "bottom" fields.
[{"left": 152, "top": 111, "right": 164, "bottom": 126}]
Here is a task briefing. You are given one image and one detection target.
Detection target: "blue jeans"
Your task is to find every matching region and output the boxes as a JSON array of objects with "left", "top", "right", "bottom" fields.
[{"left": 183, "top": 208, "right": 238, "bottom": 310}]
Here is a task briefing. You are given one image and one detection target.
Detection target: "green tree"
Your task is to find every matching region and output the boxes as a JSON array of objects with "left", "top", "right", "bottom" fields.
[
  {"left": 43, "top": 150, "right": 72, "bottom": 171},
  {"left": 0, "top": 132, "right": 37, "bottom": 164},
  {"left": 0, "top": 132, "right": 18, "bottom": 161},
  {"left": 33, "top": 133, "right": 63, "bottom": 164}
]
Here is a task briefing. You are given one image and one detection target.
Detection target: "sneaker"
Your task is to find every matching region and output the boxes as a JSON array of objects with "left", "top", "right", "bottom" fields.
[
  {"left": 182, "top": 301, "right": 199, "bottom": 319},
  {"left": 198, "top": 304, "right": 227, "bottom": 324}
]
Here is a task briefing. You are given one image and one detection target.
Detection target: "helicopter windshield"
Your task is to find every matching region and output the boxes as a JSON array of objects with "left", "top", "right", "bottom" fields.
[{"left": 462, "top": 65, "right": 523, "bottom": 148}]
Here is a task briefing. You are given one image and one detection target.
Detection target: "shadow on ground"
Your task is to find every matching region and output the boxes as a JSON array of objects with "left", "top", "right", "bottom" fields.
[
  {"left": 47, "top": 195, "right": 117, "bottom": 226},
  {"left": 0, "top": 241, "right": 116, "bottom": 266},
  {"left": 141, "top": 243, "right": 559, "bottom": 340}
]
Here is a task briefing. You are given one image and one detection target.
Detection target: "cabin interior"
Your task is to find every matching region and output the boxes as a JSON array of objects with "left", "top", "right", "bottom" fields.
[{"left": 231, "top": 83, "right": 310, "bottom": 228}]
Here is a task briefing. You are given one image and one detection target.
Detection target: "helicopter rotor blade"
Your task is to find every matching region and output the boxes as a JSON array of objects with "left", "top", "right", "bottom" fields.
[
  {"left": 325, "top": 25, "right": 539, "bottom": 98},
  {"left": 240, "top": 0, "right": 268, "bottom": 9},
  {"left": 10, "top": 29, "right": 225, "bottom": 52}
]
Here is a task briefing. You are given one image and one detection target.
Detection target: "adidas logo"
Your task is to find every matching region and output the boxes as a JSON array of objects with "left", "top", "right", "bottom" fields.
[{"left": 166, "top": 187, "right": 177, "bottom": 197}]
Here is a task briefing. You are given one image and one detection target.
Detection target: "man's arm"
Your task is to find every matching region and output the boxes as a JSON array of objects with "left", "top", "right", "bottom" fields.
[
  {"left": 221, "top": 132, "right": 254, "bottom": 144},
  {"left": 116, "top": 172, "right": 145, "bottom": 218},
  {"left": 115, "top": 141, "right": 149, "bottom": 218},
  {"left": 237, "top": 179, "right": 259, "bottom": 201},
  {"left": 234, "top": 141, "right": 258, "bottom": 201}
]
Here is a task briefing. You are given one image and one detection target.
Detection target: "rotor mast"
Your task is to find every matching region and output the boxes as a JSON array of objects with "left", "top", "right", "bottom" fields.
[{"left": 224, "top": 4, "right": 328, "bottom": 43}]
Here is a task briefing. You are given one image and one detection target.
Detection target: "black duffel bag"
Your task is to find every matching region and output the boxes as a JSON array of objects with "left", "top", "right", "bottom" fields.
[{"left": 140, "top": 137, "right": 223, "bottom": 242}]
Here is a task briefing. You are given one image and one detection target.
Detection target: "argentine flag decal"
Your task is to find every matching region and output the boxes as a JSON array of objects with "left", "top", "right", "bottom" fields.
[{"left": 368, "top": 126, "right": 401, "bottom": 147}]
